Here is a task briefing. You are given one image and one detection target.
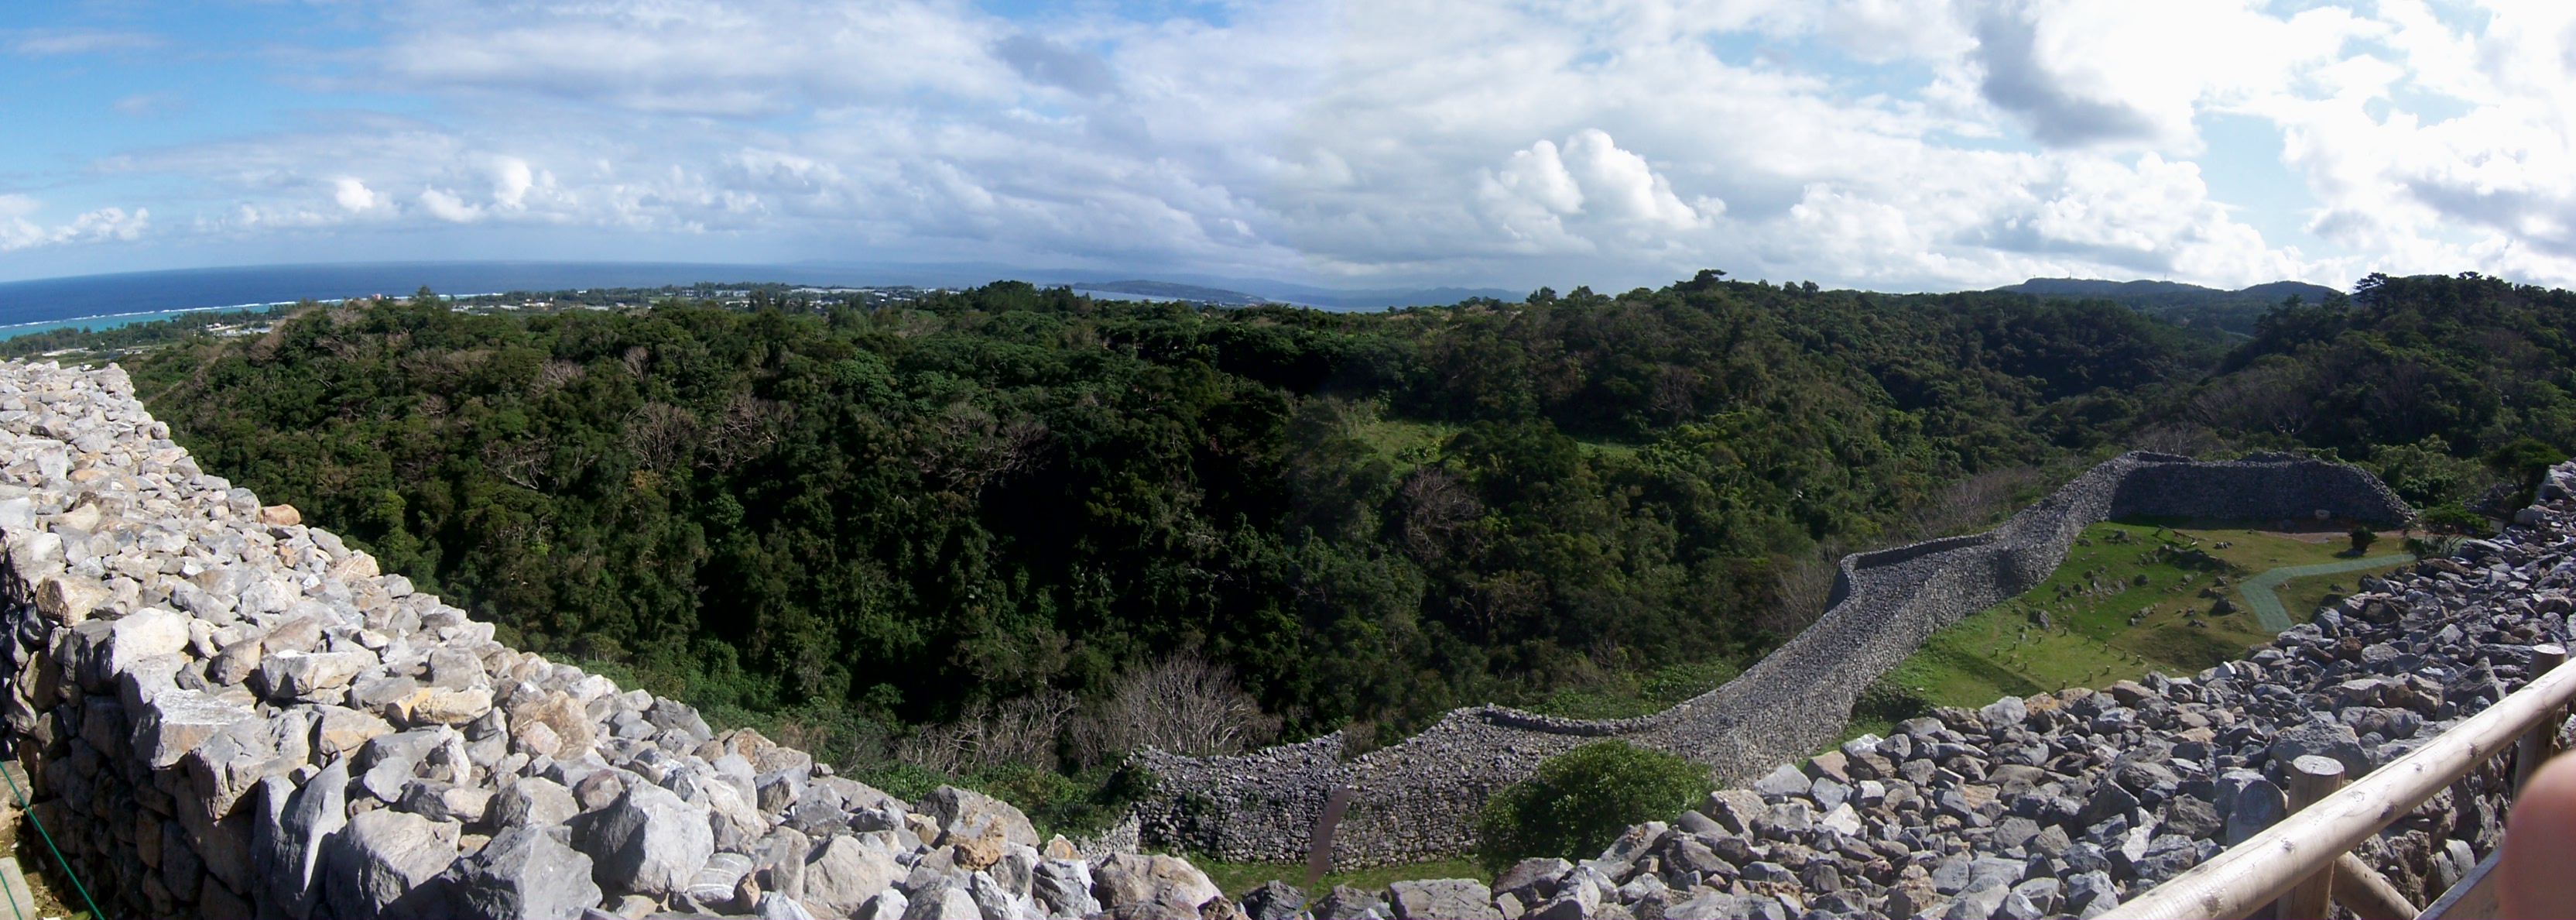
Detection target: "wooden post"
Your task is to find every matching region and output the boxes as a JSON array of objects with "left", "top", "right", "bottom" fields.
[
  {"left": 2328, "top": 853, "right": 2417, "bottom": 919},
  {"left": 2515, "top": 644, "right": 2567, "bottom": 794},
  {"left": 2274, "top": 755, "right": 2348, "bottom": 919}
]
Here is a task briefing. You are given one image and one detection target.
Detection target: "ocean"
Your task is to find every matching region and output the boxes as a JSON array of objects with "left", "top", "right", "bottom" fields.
[
  {"left": 0, "top": 262, "right": 878, "bottom": 335},
  {"left": 0, "top": 262, "right": 1485, "bottom": 336}
]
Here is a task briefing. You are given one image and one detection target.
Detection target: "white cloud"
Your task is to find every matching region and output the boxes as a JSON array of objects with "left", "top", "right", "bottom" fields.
[
  {"left": 0, "top": 197, "right": 150, "bottom": 252},
  {"left": 9, "top": 29, "right": 161, "bottom": 57},
  {"left": 492, "top": 159, "right": 534, "bottom": 210},
  {"left": 21, "top": 0, "right": 2576, "bottom": 290},
  {"left": 334, "top": 178, "right": 382, "bottom": 213},
  {"left": 418, "top": 189, "right": 481, "bottom": 222}
]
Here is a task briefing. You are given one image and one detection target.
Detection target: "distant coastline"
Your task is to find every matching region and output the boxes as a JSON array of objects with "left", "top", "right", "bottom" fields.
[{"left": 0, "top": 262, "right": 1519, "bottom": 323}]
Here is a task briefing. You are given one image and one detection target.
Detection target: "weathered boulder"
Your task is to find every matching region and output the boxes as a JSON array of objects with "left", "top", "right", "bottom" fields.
[
  {"left": 580, "top": 781, "right": 714, "bottom": 898},
  {"left": 762, "top": 891, "right": 827, "bottom": 919},
  {"left": 687, "top": 851, "right": 756, "bottom": 909},
  {"left": 508, "top": 691, "right": 596, "bottom": 759},
  {"left": 105, "top": 607, "right": 190, "bottom": 678},
  {"left": 1238, "top": 880, "right": 1303, "bottom": 920},
  {"left": 183, "top": 709, "right": 312, "bottom": 821},
  {"left": 130, "top": 688, "right": 256, "bottom": 768},
  {"left": 320, "top": 808, "right": 463, "bottom": 919},
  {"left": 443, "top": 824, "right": 601, "bottom": 920},
  {"left": 313, "top": 704, "right": 395, "bottom": 757},
  {"left": 492, "top": 777, "right": 581, "bottom": 829},
  {"left": 917, "top": 784, "right": 1039, "bottom": 848},
  {"left": 2271, "top": 718, "right": 2375, "bottom": 778},
  {"left": 1090, "top": 853, "right": 1219, "bottom": 914},
  {"left": 904, "top": 880, "right": 980, "bottom": 920},
  {"left": 802, "top": 834, "right": 905, "bottom": 918},
  {"left": 253, "top": 649, "right": 378, "bottom": 699},
  {"left": 255, "top": 758, "right": 348, "bottom": 915},
  {"left": 1390, "top": 878, "right": 1499, "bottom": 919},
  {"left": 397, "top": 685, "right": 495, "bottom": 726}
]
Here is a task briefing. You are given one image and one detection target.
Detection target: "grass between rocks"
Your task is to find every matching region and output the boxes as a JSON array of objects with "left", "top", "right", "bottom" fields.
[
  {"left": 1848, "top": 520, "right": 2417, "bottom": 740},
  {"left": 1191, "top": 856, "right": 1488, "bottom": 903}
]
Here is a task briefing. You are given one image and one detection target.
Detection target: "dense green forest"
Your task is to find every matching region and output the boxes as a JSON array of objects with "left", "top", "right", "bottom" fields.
[{"left": 77, "top": 270, "right": 2567, "bottom": 819}]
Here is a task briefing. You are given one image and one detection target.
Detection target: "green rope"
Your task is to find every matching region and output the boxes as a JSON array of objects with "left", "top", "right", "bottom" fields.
[
  {"left": 2, "top": 758, "right": 102, "bottom": 920},
  {"left": 0, "top": 763, "right": 21, "bottom": 920}
]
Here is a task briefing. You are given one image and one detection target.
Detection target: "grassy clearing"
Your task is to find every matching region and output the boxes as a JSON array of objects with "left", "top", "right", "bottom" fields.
[
  {"left": 1872, "top": 520, "right": 2410, "bottom": 715},
  {"left": 1194, "top": 857, "right": 1488, "bottom": 901},
  {"left": 2274, "top": 563, "right": 2413, "bottom": 622},
  {"left": 1349, "top": 415, "right": 1458, "bottom": 465}
]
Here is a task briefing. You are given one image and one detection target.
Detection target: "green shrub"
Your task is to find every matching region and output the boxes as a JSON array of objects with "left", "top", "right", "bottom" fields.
[
  {"left": 1475, "top": 741, "right": 1710, "bottom": 872},
  {"left": 2420, "top": 503, "right": 2491, "bottom": 535}
]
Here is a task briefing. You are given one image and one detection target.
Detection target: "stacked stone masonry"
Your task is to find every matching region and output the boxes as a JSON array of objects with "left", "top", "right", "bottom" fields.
[
  {"left": 1138, "top": 451, "right": 2417, "bottom": 867},
  {"left": 0, "top": 362, "right": 1213, "bottom": 920},
  {"left": 1331, "top": 464, "right": 2576, "bottom": 920}
]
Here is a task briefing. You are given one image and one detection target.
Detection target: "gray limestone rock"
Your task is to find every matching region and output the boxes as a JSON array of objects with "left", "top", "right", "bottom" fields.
[
  {"left": 320, "top": 808, "right": 464, "bottom": 919},
  {"left": 2270, "top": 718, "right": 2375, "bottom": 778},
  {"left": 130, "top": 688, "right": 256, "bottom": 769},
  {"left": 801, "top": 834, "right": 904, "bottom": 918},
  {"left": 442, "top": 824, "right": 602, "bottom": 920},
  {"left": 687, "top": 852, "right": 756, "bottom": 910},
  {"left": 1034, "top": 858, "right": 1099, "bottom": 918},
  {"left": 1238, "top": 880, "right": 1303, "bottom": 920},
  {"left": 1750, "top": 764, "right": 1813, "bottom": 798},
  {"left": 902, "top": 879, "right": 980, "bottom": 920},
  {"left": 1389, "top": 878, "right": 1499, "bottom": 919},
  {"left": 760, "top": 891, "right": 825, "bottom": 920},
  {"left": 855, "top": 890, "right": 909, "bottom": 919},
  {"left": 579, "top": 781, "right": 714, "bottom": 898},
  {"left": 2063, "top": 870, "right": 2118, "bottom": 915},
  {"left": 916, "top": 784, "right": 1040, "bottom": 848},
  {"left": 492, "top": 777, "right": 581, "bottom": 829}
]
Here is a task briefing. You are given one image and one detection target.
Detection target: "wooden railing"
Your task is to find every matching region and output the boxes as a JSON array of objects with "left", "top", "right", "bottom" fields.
[{"left": 2105, "top": 644, "right": 2572, "bottom": 920}]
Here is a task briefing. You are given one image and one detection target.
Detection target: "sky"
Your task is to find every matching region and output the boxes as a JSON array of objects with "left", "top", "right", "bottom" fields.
[{"left": 2, "top": 0, "right": 2571, "bottom": 294}]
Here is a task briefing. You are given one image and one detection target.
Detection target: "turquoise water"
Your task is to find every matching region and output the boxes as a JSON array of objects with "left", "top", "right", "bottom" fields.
[{"left": 0, "top": 308, "right": 242, "bottom": 342}]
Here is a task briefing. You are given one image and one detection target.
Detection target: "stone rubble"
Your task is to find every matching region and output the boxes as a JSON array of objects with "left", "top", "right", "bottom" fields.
[{"left": 0, "top": 362, "right": 1179, "bottom": 920}]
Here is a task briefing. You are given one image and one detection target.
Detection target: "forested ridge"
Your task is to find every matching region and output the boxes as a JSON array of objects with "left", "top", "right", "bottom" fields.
[{"left": 91, "top": 270, "right": 2567, "bottom": 815}]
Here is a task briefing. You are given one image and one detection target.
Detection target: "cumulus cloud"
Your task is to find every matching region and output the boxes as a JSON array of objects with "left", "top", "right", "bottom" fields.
[
  {"left": 334, "top": 178, "right": 381, "bottom": 213},
  {"left": 16, "top": 0, "right": 2576, "bottom": 290},
  {"left": 0, "top": 196, "right": 150, "bottom": 251},
  {"left": 1479, "top": 130, "right": 1711, "bottom": 252}
]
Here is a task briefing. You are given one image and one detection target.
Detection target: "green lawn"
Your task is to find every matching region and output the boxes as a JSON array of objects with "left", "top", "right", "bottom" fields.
[
  {"left": 2274, "top": 563, "right": 2412, "bottom": 623},
  {"left": 1871, "top": 520, "right": 2410, "bottom": 716}
]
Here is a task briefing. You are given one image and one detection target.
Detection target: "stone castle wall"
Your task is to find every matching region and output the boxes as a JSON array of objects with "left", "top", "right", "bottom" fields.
[
  {"left": 0, "top": 362, "right": 1208, "bottom": 920},
  {"left": 1136, "top": 451, "right": 2414, "bottom": 867}
]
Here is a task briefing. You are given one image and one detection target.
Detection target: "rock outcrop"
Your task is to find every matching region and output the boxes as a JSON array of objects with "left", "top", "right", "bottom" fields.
[
  {"left": 0, "top": 362, "right": 1204, "bottom": 920},
  {"left": 1139, "top": 450, "right": 2414, "bottom": 866}
]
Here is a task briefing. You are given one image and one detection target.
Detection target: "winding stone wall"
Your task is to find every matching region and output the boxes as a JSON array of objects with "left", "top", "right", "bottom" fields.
[{"left": 1137, "top": 450, "right": 2413, "bottom": 867}]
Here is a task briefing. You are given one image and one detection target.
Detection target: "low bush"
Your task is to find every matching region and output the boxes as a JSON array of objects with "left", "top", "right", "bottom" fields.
[{"left": 1475, "top": 740, "right": 1709, "bottom": 872}]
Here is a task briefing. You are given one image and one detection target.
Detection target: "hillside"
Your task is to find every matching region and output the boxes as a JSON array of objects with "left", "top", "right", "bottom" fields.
[
  {"left": 1994, "top": 276, "right": 2345, "bottom": 335},
  {"left": 30, "top": 270, "right": 2554, "bottom": 819}
]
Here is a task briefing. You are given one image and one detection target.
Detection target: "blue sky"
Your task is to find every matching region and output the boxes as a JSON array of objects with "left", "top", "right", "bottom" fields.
[{"left": 3, "top": 0, "right": 2571, "bottom": 293}]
